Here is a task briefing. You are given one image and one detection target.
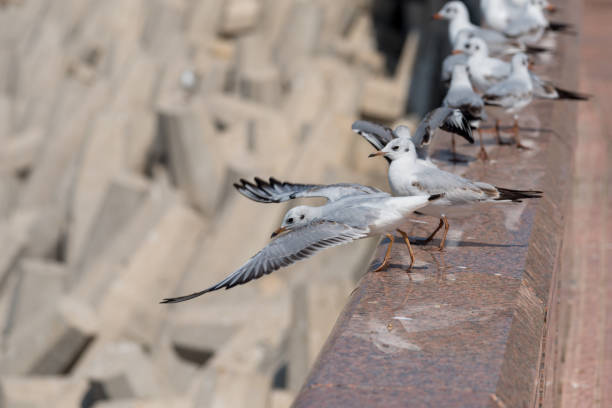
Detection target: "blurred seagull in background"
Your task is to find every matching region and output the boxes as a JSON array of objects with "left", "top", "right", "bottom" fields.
[
  {"left": 441, "top": 30, "right": 474, "bottom": 85},
  {"left": 443, "top": 64, "right": 489, "bottom": 160},
  {"left": 434, "top": 1, "right": 531, "bottom": 55},
  {"left": 161, "top": 180, "right": 441, "bottom": 303},
  {"left": 368, "top": 137, "right": 542, "bottom": 250}
]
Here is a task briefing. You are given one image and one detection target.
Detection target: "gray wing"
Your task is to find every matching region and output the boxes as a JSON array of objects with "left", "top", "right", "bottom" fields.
[
  {"left": 234, "top": 177, "right": 383, "bottom": 203},
  {"left": 161, "top": 221, "right": 369, "bottom": 303},
  {"left": 530, "top": 72, "right": 559, "bottom": 99},
  {"left": 351, "top": 120, "right": 395, "bottom": 150},
  {"left": 413, "top": 107, "right": 474, "bottom": 148},
  {"left": 411, "top": 167, "right": 500, "bottom": 204},
  {"left": 443, "top": 88, "right": 485, "bottom": 121},
  {"left": 483, "top": 79, "right": 532, "bottom": 108},
  {"left": 473, "top": 26, "right": 512, "bottom": 45}
]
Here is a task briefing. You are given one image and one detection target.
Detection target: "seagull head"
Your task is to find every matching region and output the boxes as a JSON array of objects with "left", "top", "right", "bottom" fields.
[
  {"left": 452, "top": 29, "right": 474, "bottom": 52},
  {"left": 511, "top": 53, "right": 530, "bottom": 73},
  {"left": 463, "top": 37, "right": 488, "bottom": 57},
  {"left": 433, "top": 1, "right": 469, "bottom": 21},
  {"left": 370, "top": 137, "right": 417, "bottom": 162},
  {"left": 273, "top": 206, "right": 318, "bottom": 238}
]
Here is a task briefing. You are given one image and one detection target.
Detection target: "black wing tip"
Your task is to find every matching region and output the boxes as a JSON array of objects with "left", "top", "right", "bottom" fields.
[
  {"left": 554, "top": 87, "right": 591, "bottom": 101},
  {"left": 428, "top": 193, "right": 445, "bottom": 201},
  {"left": 496, "top": 187, "right": 543, "bottom": 202},
  {"left": 526, "top": 44, "right": 554, "bottom": 54}
]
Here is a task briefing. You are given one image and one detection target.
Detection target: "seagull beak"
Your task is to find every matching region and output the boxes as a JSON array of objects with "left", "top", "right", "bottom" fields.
[
  {"left": 452, "top": 49, "right": 464, "bottom": 55},
  {"left": 432, "top": 13, "right": 443, "bottom": 20},
  {"left": 271, "top": 226, "right": 287, "bottom": 238},
  {"left": 368, "top": 151, "right": 386, "bottom": 158},
  {"left": 545, "top": 4, "right": 556, "bottom": 12}
]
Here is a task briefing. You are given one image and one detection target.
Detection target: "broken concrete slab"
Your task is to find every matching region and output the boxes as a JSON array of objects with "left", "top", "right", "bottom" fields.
[
  {"left": 0, "top": 376, "right": 88, "bottom": 407},
  {"left": 218, "top": 0, "right": 261, "bottom": 36},
  {"left": 157, "top": 104, "right": 225, "bottom": 216},
  {"left": 71, "top": 173, "right": 150, "bottom": 273},
  {"left": 1, "top": 295, "right": 98, "bottom": 375},
  {"left": 73, "top": 340, "right": 172, "bottom": 399},
  {"left": 0, "top": 127, "right": 43, "bottom": 174},
  {"left": 95, "top": 202, "right": 205, "bottom": 346},
  {"left": 12, "top": 258, "right": 67, "bottom": 330}
]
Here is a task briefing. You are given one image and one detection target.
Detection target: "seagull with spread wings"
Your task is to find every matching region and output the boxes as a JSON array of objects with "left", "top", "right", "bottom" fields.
[{"left": 161, "top": 179, "right": 440, "bottom": 303}]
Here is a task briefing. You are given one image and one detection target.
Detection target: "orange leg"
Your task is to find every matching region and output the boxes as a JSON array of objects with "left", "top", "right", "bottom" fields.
[
  {"left": 438, "top": 216, "right": 450, "bottom": 251},
  {"left": 476, "top": 129, "right": 489, "bottom": 161},
  {"left": 423, "top": 218, "right": 444, "bottom": 244},
  {"left": 513, "top": 118, "right": 530, "bottom": 149},
  {"left": 397, "top": 229, "right": 415, "bottom": 271},
  {"left": 374, "top": 233, "right": 394, "bottom": 272}
]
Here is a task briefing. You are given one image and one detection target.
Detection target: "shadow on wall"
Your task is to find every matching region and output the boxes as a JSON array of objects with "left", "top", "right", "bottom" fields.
[{"left": 369, "top": 0, "right": 480, "bottom": 117}]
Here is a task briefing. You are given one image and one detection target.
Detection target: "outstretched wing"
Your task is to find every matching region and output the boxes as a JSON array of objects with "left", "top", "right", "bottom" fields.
[
  {"left": 234, "top": 177, "right": 382, "bottom": 203},
  {"left": 351, "top": 120, "right": 395, "bottom": 151},
  {"left": 413, "top": 107, "right": 474, "bottom": 147},
  {"left": 161, "top": 221, "right": 369, "bottom": 303}
]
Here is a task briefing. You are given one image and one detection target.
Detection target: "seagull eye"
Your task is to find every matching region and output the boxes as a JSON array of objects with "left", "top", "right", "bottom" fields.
[
  {"left": 287, "top": 218, "right": 293, "bottom": 224},
  {"left": 300, "top": 214, "right": 305, "bottom": 220},
  {"left": 392, "top": 146, "right": 399, "bottom": 151},
  {"left": 465, "top": 43, "right": 471, "bottom": 49}
]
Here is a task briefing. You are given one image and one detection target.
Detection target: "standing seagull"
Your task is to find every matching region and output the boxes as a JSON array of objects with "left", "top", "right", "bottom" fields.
[
  {"left": 443, "top": 64, "right": 489, "bottom": 160},
  {"left": 352, "top": 107, "right": 474, "bottom": 167},
  {"left": 161, "top": 179, "right": 440, "bottom": 303},
  {"left": 433, "top": 1, "right": 526, "bottom": 55},
  {"left": 369, "top": 137, "right": 542, "bottom": 250},
  {"left": 463, "top": 37, "right": 589, "bottom": 100},
  {"left": 482, "top": 53, "right": 533, "bottom": 148}
]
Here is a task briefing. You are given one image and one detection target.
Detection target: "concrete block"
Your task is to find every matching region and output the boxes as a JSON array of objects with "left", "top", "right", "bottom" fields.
[
  {"left": 74, "top": 340, "right": 171, "bottom": 399},
  {"left": 274, "top": 1, "right": 322, "bottom": 80},
  {"left": 124, "top": 111, "right": 156, "bottom": 173},
  {"left": 359, "top": 33, "right": 419, "bottom": 120},
  {"left": 0, "top": 173, "right": 20, "bottom": 219},
  {"left": 19, "top": 81, "right": 110, "bottom": 258},
  {"left": 0, "top": 95, "right": 12, "bottom": 139},
  {"left": 235, "top": 34, "right": 282, "bottom": 105},
  {"left": 69, "top": 181, "right": 179, "bottom": 305},
  {"left": 0, "top": 376, "right": 88, "bottom": 408},
  {"left": 187, "top": 0, "right": 224, "bottom": 44},
  {"left": 271, "top": 390, "right": 295, "bottom": 408},
  {"left": 0, "top": 127, "right": 43, "bottom": 174},
  {"left": 1, "top": 296, "right": 98, "bottom": 375},
  {"left": 96, "top": 202, "right": 205, "bottom": 346},
  {"left": 157, "top": 104, "right": 225, "bottom": 215},
  {"left": 287, "top": 279, "right": 354, "bottom": 390},
  {"left": 109, "top": 52, "right": 159, "bottom": 111},
  {"left": 66, "top": 112, "right": 128, "bottom": 265},
  {"left": 72, "top": 173, "right": 150, "bottom": 273},
  {"left": 0, "top": 211, "right": 35, "bottom": 284},
  {"left": 218, "top": 0, "right": 261, "bottom": 36},
  {"left": 12, "top": 258, "right": 67, "bottom": 330}
]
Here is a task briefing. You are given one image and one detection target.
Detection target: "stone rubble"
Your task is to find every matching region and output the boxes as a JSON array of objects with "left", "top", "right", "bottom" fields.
[{"left": 0, "top": 0, "right": 418, "bottom": 406}]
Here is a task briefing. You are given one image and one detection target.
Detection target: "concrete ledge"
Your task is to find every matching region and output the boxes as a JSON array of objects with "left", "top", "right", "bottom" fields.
[{"left": 293, "top": 1, "right": 580, "bottom": 406}]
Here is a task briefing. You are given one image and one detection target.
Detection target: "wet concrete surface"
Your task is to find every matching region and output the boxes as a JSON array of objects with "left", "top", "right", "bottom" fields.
[{"left": 293, "top": 1, "right": 581, "bottom": 406}]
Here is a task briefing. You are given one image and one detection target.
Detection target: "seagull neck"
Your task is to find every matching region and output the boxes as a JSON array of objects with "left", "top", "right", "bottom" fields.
[
  {"left": 449, "top": 18, "right": 472, "bottom": 45},
  {"left": 450, "top": 68, "right": 472, "bottom": 89},
  {"left": 511, "top": 66, "right": 532, "bottom": 84},
  {"left": 389, "top": 154, "right": 417, "bottom": 171}
]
